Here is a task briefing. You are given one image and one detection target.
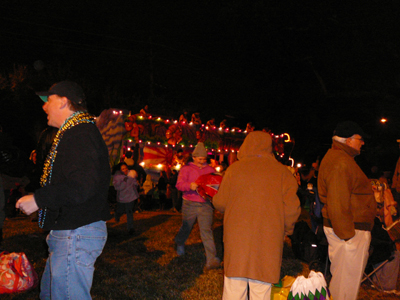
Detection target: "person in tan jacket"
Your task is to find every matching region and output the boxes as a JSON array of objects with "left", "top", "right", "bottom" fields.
[
  {"left": 213, "top": 131, "right": 300, "bottom": 300},
  {"left": 391, "top": 140, "right": 400, "bottom": 204},
  {"left": 318, "top": 121, "right": 376, "bottom": 300}
]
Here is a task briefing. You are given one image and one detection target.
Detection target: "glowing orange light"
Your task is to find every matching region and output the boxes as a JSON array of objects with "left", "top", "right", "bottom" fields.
[
  {"left": 288, "top": 158, "right": 294, "bottom": 167},
  {"left": 283, "top": 133, "right": 291, "bottom": 142},
  {"left": 380, "top": 118, "right": 387, "bottom": 123}
]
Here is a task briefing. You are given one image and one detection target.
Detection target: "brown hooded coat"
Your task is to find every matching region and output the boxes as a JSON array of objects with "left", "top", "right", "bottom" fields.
[{"left": 213, "top": 131, "right": 301, "bottom": 283}]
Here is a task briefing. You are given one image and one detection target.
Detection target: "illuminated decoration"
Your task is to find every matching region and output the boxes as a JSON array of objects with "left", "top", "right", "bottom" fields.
[
  {"left": 97, "top": 108, "right": 295, "bottom": 168},
  {"left": 380, "top": 118, "right": 387, "bottom": 123},
  {"left": 165, "top": 124, "right": 183, "bottom": 145},
  {"left": 143, "top": 146, "right": 173, "bottom": 167},
  {"left": 288, "top": 157, "right": 294, "bottom": 167},
  {"left": 283, "top": 133, "right": 291, "bottom": 142}
]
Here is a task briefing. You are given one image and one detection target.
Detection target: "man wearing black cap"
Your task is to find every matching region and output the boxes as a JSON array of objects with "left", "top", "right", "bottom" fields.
[
  {"left": 17, "top": 81, "right": 110, "bottom": 299},
  {"left": 318, "top": 121, "right": 376, "bottom": 300}
]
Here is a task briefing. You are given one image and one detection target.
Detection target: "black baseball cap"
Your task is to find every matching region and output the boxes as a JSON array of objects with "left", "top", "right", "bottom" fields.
[
  {"left": 333, "top": 121, "right": 369, "bottom": 139},
  {"left": 36, "top": 81, "right": 86, "bottom": 105}
]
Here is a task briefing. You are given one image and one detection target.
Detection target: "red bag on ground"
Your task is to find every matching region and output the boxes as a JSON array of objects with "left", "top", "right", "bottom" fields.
[
  {"left": 0, "top": 252, "right": 39, "bottom": 294},
  {"left": 195, "top": 173, "right": 223, "bottom": 202}
]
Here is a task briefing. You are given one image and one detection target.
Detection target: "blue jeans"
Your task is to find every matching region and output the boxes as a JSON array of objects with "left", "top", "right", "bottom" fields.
[
  {"left": 40, "top": 221, "right": 107, "bottom": 300},
  {"left": 175, "top": 200, "right": 218, "bottom": 265}
]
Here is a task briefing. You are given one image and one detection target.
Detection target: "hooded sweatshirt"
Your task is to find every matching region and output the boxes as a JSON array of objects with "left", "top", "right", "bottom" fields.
[{"left": 213, "top": 131, "right": 301, "bottom": 283}]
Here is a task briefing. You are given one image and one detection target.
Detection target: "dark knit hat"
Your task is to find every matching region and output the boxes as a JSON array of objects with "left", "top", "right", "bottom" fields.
[
  {"left": 333, "top": 121, "right": 369, "bottom": 139},
  {"left": 36, "top": 81, "right": 86, "bottom": 105}
]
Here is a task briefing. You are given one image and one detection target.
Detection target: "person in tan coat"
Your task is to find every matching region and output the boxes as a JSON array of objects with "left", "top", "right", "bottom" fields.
[
  {"left": 213, "top": 131, "right": 301, "bottom": 300},
  {"left": 318, "top": 121, "right": 376, "bottom": 300}
]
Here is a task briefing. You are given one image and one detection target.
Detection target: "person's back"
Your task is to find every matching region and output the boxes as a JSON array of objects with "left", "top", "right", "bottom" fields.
[{"left": 213, "top": 131, "right": 300, "bottom": 298}]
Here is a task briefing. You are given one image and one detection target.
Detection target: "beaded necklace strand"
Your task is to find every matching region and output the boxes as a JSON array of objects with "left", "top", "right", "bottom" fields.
[{"left": 38, "top": 111, "right": 96, "bottom": 228}]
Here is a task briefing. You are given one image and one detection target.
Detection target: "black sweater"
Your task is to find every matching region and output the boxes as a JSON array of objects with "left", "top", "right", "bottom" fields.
[{"left": 35, "top": 123, "right": 111, "bottom": 230}]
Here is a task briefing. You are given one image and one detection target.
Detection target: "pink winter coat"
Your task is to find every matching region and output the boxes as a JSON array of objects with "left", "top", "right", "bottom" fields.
[{"left": 176, "top": 162, "right": 215, "bottom": 203}]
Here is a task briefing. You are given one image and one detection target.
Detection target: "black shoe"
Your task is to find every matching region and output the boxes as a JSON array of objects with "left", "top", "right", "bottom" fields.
[{"left": 129, "top": 229, "right": 135, "bottom": 235}]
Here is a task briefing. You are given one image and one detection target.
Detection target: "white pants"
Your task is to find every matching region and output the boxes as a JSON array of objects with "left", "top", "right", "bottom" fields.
[
  {"left": 324, "top": 226, "right": 371, "bottom": 300},
  {"left": 223, "top": 276, "right": 272, "bottom": 300}
]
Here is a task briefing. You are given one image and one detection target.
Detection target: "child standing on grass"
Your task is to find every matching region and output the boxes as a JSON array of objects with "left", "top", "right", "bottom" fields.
[{"left": 113, "top": 163, "right": 139, "bottom": 235}]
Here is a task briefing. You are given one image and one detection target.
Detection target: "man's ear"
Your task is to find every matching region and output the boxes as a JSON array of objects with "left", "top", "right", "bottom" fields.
[{"left": 59, "top": 96, "right": 69, "bottom": 109}]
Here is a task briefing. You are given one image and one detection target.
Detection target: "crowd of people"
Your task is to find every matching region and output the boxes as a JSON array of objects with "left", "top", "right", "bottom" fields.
[{"left": 1, "top": 81, "right": 400, "bottom": 299}]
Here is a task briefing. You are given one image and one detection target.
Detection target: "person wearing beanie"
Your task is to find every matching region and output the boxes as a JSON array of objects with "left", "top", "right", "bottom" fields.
[
  {"left": 318, "top": 121, "right": 376, "bottom": 300},
  {"left": 175, "top": 142, "right": 221, "bottom": 270}
]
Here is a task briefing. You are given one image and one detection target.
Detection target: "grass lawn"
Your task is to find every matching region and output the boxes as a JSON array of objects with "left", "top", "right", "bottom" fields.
[{"left": 0, "top": 208, "right": 398, "bottom": 299}]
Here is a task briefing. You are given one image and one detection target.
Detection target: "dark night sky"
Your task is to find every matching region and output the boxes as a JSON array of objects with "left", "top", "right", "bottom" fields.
[{"left": 1, "top": 0, "right": 400, "bottom": 168}]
